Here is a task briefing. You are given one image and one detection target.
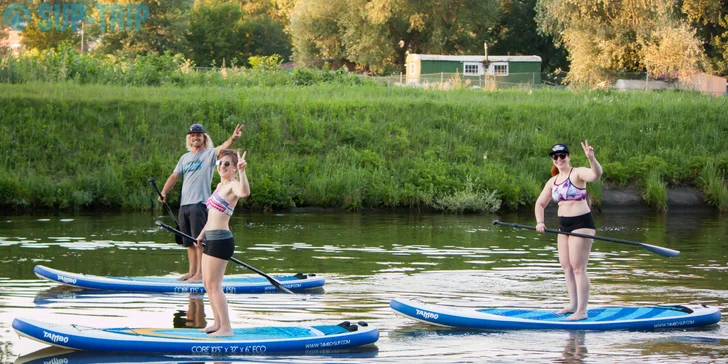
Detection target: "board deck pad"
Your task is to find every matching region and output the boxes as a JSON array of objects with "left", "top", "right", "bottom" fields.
[
  {"left": 476, "top": 306, "right": 693, "bottom": 322},
  {"left": 34, "top": 265, "right": 325, "bottom": 293},
  {"left": 390, "top": 298, "right": 721, "bottom": 331},
  {"left": 110, "top": 326, "right": 349, "bottom": 340}
]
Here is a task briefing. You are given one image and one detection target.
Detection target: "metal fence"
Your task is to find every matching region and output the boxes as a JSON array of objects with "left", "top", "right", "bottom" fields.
[{"left": 370, "top": 71, "right": 728, "bottom": 95}]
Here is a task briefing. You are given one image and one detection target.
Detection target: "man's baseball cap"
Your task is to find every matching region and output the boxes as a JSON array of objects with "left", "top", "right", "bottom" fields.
[
  {"left": 188, "top": 124, "right": 206, "bottom": 134},
  {"left": 548, "top": 143, "right": 570, "bottom": 155}
]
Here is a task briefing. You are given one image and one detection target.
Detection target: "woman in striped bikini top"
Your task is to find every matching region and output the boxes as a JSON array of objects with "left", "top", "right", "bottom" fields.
[
  {"left": 206, "top": 189, "right": 235, "bottom": 216},
  {"left": 194, "top": 149, "right": 250, "bottom": 337}
]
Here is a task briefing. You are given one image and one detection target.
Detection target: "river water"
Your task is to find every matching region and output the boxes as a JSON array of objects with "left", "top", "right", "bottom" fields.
[{"left": 0, "top": 210, "right": 726, "bottom": 363}]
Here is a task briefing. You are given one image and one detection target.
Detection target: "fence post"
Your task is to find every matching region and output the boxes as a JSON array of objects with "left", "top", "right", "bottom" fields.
[{"left": 645, "top": 69, "right": 649, "bottom": 91}]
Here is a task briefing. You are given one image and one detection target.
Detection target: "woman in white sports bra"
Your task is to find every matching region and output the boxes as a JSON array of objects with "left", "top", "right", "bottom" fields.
[{"left": 534, "top": 141, "right": 603, "bottom": 321}]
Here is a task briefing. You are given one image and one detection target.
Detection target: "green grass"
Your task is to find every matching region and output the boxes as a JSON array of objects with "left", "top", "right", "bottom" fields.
[
  {"left": 0, "top": 82, "right": 726, "bottom": 212},
  {"left": 642, "top": 171, "right": 668, "bottom": 213}
]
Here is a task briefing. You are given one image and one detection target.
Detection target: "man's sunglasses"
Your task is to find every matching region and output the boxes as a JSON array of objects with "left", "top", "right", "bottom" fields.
[
  {"left": 551, "top": 153, "right": 568, "bottom": 160},
  {"left": 216, "top": 160, "right": 232, "bottom": 167}
]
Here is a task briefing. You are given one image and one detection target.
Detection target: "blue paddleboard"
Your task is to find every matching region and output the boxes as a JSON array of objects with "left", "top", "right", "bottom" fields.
[
  {"left": 13, "top": 318, "right": 378, "bottom": 355},
  {"left": 390, "top": 298, "right": 721, "bottom": 331},
  {"left": 34, "top": 265, "right": 324, "bottom": 294}
]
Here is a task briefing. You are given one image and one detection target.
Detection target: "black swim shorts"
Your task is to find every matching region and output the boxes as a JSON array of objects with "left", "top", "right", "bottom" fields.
[
  {"left": 203, "top": 230, "right": 235, "bottom": 260},
  {"left": 558, "top": 212, "right": 596, "bottom": 233}
]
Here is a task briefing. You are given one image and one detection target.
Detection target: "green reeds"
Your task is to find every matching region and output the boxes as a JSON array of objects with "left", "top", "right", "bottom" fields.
[
  {"left": 699, "top": 162, "right": 728, "bottom": 213},
  {"left": 642, "top": 171, "right": 668, "bottom": 213}
]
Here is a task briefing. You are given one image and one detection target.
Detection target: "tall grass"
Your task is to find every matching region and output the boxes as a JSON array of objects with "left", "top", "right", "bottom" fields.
[
  {"left": 0, "top": 43, "right": 371, "bottom": 88},
  {"left": 0, "top": 81, "right": 726, "bottom": 212},
  {"left": 642, "top": 171, "right": 668, "bottom": 213},
  {"left": 699, "top": 162, "right": 728, "bottom": 213}
]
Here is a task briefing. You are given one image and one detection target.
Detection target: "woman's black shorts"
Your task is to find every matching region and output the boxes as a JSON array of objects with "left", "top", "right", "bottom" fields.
[
  {"left": 559, "top": 212, "right": 596, "bottom": 233},
  {"left": 204, "top": 230, "right": 235, "bottom": 260}
]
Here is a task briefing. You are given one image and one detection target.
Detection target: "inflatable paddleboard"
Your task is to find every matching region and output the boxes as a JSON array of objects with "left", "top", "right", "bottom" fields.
[
  {"left": 390, "top": 298, "right": 721, "bottom": 331},
  {"left": 34, "top": 265, "right": 324, "bottom": 294},
  {"left": 12, "top": 318, "right": 378, "bottom": 355}
]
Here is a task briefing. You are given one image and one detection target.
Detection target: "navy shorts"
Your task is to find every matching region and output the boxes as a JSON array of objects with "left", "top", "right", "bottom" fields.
[
  {"left": 204, "top": 230, "right": 235, "bottom": 261},
  {"left": 179, "top": 203, "right": 207, "bottom": 247},
  {"left": 559, "top": 212, "right": 596, "bottom": 233}
]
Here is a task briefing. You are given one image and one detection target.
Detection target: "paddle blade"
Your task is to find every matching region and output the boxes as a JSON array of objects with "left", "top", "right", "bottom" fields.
[
  {"left": 270, "top": 280, "right": 295, "bottom": 295},
  {"left": 642, "top": 243, "right": 680, "bottom": 258},
  {"left": 229, "top": 257, "right": 296, "bottom": 295}
]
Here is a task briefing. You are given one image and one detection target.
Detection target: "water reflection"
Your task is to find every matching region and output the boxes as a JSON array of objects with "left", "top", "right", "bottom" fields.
[
  {"left": 172, "top": 294, "right": 207, "bottom": 329},
  {"left": 15, "top": 345, "right": 381, "bottom": 364},
  {"left": 559, "top": 332, "right": 588, "bottom": 363}
]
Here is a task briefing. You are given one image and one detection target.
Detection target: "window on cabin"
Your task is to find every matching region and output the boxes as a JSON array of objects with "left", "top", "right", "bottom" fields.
[
  {"left": 492, "top": 63, "right": 508, "bottom": 76},
  {"left": 464, "top": 62, "right": 481, "bottom": 75}
]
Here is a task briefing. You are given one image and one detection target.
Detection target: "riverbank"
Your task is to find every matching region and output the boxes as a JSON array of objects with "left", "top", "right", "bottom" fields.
[{"left": 1, "top": 82, "right": 726, "bottom": 213}]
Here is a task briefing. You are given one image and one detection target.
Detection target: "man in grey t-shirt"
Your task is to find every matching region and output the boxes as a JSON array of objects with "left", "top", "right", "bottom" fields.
[{"left": 158, "top": 123, "right": 244, "bottom": 281}]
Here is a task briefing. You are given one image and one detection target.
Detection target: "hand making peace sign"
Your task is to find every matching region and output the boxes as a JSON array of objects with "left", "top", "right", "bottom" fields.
[
  {"left": 581, "top": 140, "right": 595, "bottom": 160},
  {"left": 237, "top": 150, "right": 247, "bottom": 171},
  {"left": 230, "top": 124, "right": 244, "bottom": 141}
]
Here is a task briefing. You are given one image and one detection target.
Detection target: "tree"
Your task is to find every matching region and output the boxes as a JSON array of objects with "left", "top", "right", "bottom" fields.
[
  {"left": 536, "top": 0, "right": 707, "bottom": 85},
  {"left": 9, "top": 0, "right": 83, "bottom": 51},
  {"left": 641, "top": 23, "right": 705, "bottom": 80},
  {"left": 291, "top": 0, "right": 501, "bottom": 73},
  {"left": 21, "top": 18, "right": 79, "bottom": 51},
  {"left": 91, "top": 0, "right": 191, "bottom": 57},
  {"left": 487, "top": 0, "right": 567, "bottom": 73},
  {"left": 187, "top": 0, "right": 245, "bottom": 67},
  {"left": 681, "top": 0, "right": 728, "bottom": 76},
  {"left": 186, "top": 0, "right": 291, "bottom": 67}
]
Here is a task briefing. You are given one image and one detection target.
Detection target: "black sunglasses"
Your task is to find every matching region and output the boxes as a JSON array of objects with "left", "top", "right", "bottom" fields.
[
  {"left": 216, "top": 160, "right": 232, "bottom": 167},
  {"left": 551, "top": 153, "right": 568, "bottom": 160}
]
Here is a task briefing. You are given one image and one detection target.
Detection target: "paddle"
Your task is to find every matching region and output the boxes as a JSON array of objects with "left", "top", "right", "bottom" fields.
[
  {"left": 154, "top": 221, "right": 296, "bottom": 294},
  {"left": 492, "top": 220, "right": 680, "bottom": 258},
  {"left": 148, "top": 177, "right": 183, "bottom": 245}
]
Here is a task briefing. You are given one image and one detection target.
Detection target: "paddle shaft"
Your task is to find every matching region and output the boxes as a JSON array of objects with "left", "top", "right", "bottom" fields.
[
  {"left": 493, "top": 220, "right": 679, "bottom": 257},
  {"left": 155, "top": 221, "right": 296, "bottom": 294},
  {"left": 148, "top": 178, "right": 181, "bottom": 227}
]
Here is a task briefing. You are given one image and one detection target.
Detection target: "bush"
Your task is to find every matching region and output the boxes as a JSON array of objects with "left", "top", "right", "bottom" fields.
[{"left": 434, "top": 176, "right": 501, "bottom": 213}]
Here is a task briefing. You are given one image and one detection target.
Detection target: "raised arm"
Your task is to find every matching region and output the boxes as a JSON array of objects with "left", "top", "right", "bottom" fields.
[
  {"left": 215, "top": 124, "right": 244, "bottom": 156},
  {"left": 576, "top": 140, "right": 603, "bottom": 182},
  {"left": 234, "top": 150, "right": 251, "bottom": 199}
]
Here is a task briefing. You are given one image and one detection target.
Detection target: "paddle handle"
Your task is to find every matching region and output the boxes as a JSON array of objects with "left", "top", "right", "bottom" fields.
[{"left": 148, "top": 178, "right": 181, "bottom": 228}]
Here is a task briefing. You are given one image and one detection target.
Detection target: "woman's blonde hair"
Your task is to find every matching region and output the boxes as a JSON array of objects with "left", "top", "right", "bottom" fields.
[{"left": 186, "top": 133, "right": 215, "bottom": 152}]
